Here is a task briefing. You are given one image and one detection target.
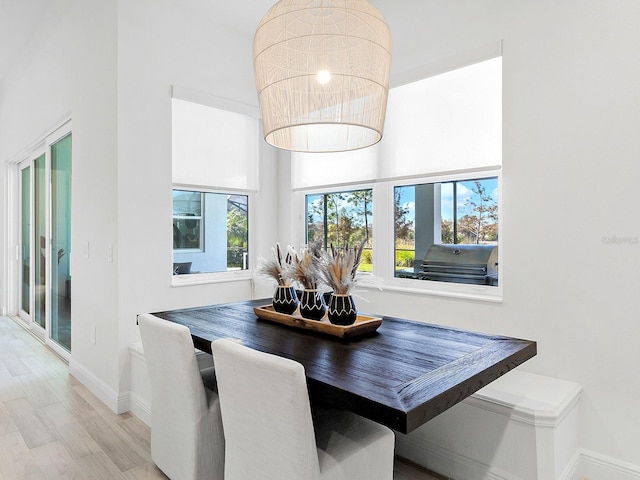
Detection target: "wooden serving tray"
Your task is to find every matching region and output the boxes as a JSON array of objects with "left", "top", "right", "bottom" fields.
[{"left": 253, "top": 305, "right": 382, "bottom": 339}]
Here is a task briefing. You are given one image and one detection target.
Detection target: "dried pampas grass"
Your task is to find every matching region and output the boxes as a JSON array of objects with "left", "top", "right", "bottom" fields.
[
  {"left": 256, "top": 243, "right": 293, "bottom": 286},
  {"left": 286, "top": 244, "right": 323, "bottom": 290},
  {"left": 319, "top": 241, "right": 366, "bottom": 295}
]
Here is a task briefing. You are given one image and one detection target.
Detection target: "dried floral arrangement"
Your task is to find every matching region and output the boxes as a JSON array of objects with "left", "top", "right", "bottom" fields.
[
  {"left": 256, "top": 243, "right": 293, "bottom": 286},
  {"left": 285, "top": 243, "right": 323, "bottom": 290},
  {"left": 318, "top": 241, "right": 366, "bottom": 295}
]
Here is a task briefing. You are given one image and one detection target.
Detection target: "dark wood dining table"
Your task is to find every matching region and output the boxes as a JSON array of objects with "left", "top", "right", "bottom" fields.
[{"left": 152, "top": 299, "right": 536, "bottom": 434}]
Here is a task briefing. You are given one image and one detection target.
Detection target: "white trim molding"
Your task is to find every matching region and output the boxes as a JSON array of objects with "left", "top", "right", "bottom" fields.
[
  {"left": 128, "top": 342, "right": 151, "bottom": 425},
  {"left": 395, "top": 370, "right": 582, "bottom": 480},
  {"left": 563, "top": 449, "right": 640, "bottom": 480},
  {"left": 68, "top": 358, "right": 126, "bottom": 414}
]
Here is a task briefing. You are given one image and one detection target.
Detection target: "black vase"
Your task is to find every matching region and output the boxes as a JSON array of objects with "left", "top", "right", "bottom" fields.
[
  {"left": 299, "top": 289, "right": 327, "bottom": 320},
  {"left": 272, "top": 285, "right": 298, "bottom": 314},
  {"left": 327, "top": 294, "right": 357, "bottom": 326}
]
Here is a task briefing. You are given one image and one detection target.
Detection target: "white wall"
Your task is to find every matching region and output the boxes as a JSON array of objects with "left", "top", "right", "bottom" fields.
[
  {"left": 115, "top": 0, "right": 279, "bottom": 396},
  {"left": 0, "top": 0, "right": 120, "bottom": 390},
  {"left": 281, "top": 0, "right": 640, "bottom": 473},
  {"left": 343, "top": 0, "right": 640, "bottom": 470}
]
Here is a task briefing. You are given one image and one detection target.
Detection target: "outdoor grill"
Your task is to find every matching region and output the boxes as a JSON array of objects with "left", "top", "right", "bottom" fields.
[{"left": 419, "top": 244, "right": 498, "bottom": 286}]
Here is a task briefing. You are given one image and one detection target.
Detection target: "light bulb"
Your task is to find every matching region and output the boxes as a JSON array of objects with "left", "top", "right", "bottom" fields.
[{"left": 317, "top": 70, "right": 331, "bottom": 84}]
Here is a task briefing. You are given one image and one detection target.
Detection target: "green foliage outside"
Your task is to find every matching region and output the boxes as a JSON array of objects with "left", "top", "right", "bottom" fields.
[
  {"left": 358, "top": 248, "right": 373, "bottom": 272},
  {"left": 227, "top": 196, "right": 248, "bottom": 269},
  {"left": 395, "top": 249, "right": 415, "bottom": 268},
  {"left": 307, "top": 189, "right": 373, "bottom": 252},
  {"left": 306, "top": 190, "right": 374, "bottom": 273}
]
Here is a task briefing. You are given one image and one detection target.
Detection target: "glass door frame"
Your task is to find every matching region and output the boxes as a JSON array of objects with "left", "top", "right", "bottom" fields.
[
  {"left": 18, "top": 158, "right": 35, "bottom": 325},
  {"left": 13, "top": 121, "right": 72, "bottom": 362}
]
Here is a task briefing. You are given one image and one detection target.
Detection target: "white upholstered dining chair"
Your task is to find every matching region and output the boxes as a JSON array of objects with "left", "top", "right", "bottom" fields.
[
  {"left": 138, "top": 314, "right": 224, "bottom": 480},
  {"left": 211, "top": 338, "right": 395, "bottom": 480}
]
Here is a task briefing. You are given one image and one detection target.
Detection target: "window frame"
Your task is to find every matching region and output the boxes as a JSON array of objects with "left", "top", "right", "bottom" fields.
[
  {"left": 293, "top": 169, "right": 502, "bottom": 302},
  {"left": 304, "top": 187, "right": 374, "bottom": 249},
  {"left": 385, "top": 168, "right": 502, "bottom": 301},
  {"left": 171, "top": 185, "right": 254, "bottom": 287},
  {"left": 172, "top": 190, "right": 204, "bottom": 253}
]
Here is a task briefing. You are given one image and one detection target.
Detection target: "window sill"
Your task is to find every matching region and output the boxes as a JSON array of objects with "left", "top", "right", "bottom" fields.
[
  {"left": 171, "top": 270, "right": 253, "bottom": 287},
  {"left": 366, "top": 278, "right": 503, "bottom": 303}
]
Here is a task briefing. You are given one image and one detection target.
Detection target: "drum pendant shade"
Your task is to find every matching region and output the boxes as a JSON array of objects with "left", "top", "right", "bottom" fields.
[{"left": 253, "top": 0, "right": 392, "bottom": 153}]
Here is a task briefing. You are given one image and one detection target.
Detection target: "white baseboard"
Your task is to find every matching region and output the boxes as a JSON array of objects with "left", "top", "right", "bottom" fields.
[
  {"left": 128, "top": 391, "right": 151, "bottom": 426},
  {"left": 68, "top": 358, "right": 127, "bottom": 414},
  {"left": 560, "top": 450, "right": 581, "bottom": 480},
  {"left": 127, "top": 342, "right": 151, "bottom": 426},
  {"left": 398, "top": 438, "right": 640, "bottom": 480},
  {"left": 69, "top": 344, "right": 152, "bottom": 425},
  {"left": 397, "top": 433, "right": 518, "bottom": 480},
  {"left": 567, "top": 450, "right": 640, "bottom": 480}
]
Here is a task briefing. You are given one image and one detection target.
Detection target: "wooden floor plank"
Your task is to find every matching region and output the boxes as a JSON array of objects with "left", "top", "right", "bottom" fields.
[
  {"left": 39, "top": 402, "right": 102, "bottom": 460},
  {"left": 79, "top": 411, "right": 148, "bottom": 472},
  {"left": 44, "top": 376, "right": 95, "bottom": 418},
  {"left": 0, "top": 431, "right": 46, "bottom": 480},
  {"left": 122, "top": 463, "right": 168, "bottom": 480},
  {"left": 116, "top": 416, "right": 153, "bottom": 464},
  {"left": 0, "top": 371, "right": 26, "bottom": 403},
  {"left": 73, "top": 451, "right": 128, "bottom": 480},
  {"left": 17, "top": 374, "right": 60, "bottom": 409},
  {"left": 71, "top": 383, "right": 123, "bottom": 423},
  {"left": 29, "top": 441, "right": 77, "bottom": 480},
  {"left": 3, "top": 397, "right": 57, "bottom": 449},
  {"left": 0, "top": 401, "right": 17, "bottom": 436}
]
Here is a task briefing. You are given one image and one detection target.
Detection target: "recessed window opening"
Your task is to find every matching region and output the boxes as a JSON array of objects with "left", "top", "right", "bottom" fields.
[
  {"left": 305, "top": 188, "right": 373, "bottom": 272},
  {"left": 172, "top": 190, "right": 249, "bottom": 275},
  {"left": 170, "top": 90, "right": 258, "bottom": 281},
  {"left": 394, "top": 177, "right": 499, "bottom": 286},
  {"left": 294, "top": 54, "right": 502, "bottom": 299}
]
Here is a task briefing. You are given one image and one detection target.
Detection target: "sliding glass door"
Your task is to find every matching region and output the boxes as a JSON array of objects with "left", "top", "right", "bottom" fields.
[
  {"left": 17, "top": 128, "right": 72, "bottom": 355},
  {"left": 50, "top": 134, "right": 72, "bottom": 351}
]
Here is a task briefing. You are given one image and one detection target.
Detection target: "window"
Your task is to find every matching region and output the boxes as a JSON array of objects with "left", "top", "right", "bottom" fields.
[
  {"left": 171, "top": 89, "right": 259, "bottom": 282},
  {"left": 305, "top": 189, "right": 373, "bottom": 271},
  {"left": 172, "top": 189, "right": 248, "bottom": 275},
  {"left": 394, "top": 176, "right": 499, "bottom": 285},
  {"left": 293, "top": 55, "right": 502, "bottom": 299}
]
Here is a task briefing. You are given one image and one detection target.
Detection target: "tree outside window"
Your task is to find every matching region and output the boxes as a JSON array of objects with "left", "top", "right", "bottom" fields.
[{"left": 306, "top": 189, "right": 373, "bottom": 271}]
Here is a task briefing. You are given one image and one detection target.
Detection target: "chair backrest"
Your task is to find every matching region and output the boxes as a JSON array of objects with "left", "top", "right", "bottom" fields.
[
  {"left": 212, "top": 338, "right": 319, "bottom": 480},
  {"left": 137, "top": 314, "right": 211, "bottom": 476}
]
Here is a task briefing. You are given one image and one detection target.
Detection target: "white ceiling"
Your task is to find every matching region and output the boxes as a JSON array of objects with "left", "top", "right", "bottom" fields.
[
  {"left": 0, "top": 0, "right": 282, "bottom": 84},
  {"left": 0, "top": 1, "right": 443, "bottom": 85}
]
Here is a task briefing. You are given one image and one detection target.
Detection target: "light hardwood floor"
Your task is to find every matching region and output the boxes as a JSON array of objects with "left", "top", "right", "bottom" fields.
[{"left": 0, "top": 315, "right": 448, "bottom": 480}]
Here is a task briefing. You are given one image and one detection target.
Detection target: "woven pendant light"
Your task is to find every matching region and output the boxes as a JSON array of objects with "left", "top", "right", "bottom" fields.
[{"left": 253, "top": 0, "right": 392, "bottom": 153}]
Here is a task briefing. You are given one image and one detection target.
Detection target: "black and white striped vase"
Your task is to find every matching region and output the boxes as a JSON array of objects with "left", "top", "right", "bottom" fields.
[
  {"left": 327, "top": 294, "right": 358, "bottom": 326},
  {"left": 272, "top": 285, "right": 298, "bottom": 314},
  {"left": 299, "top": 289, "right": 327, "bottom": 321}
]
